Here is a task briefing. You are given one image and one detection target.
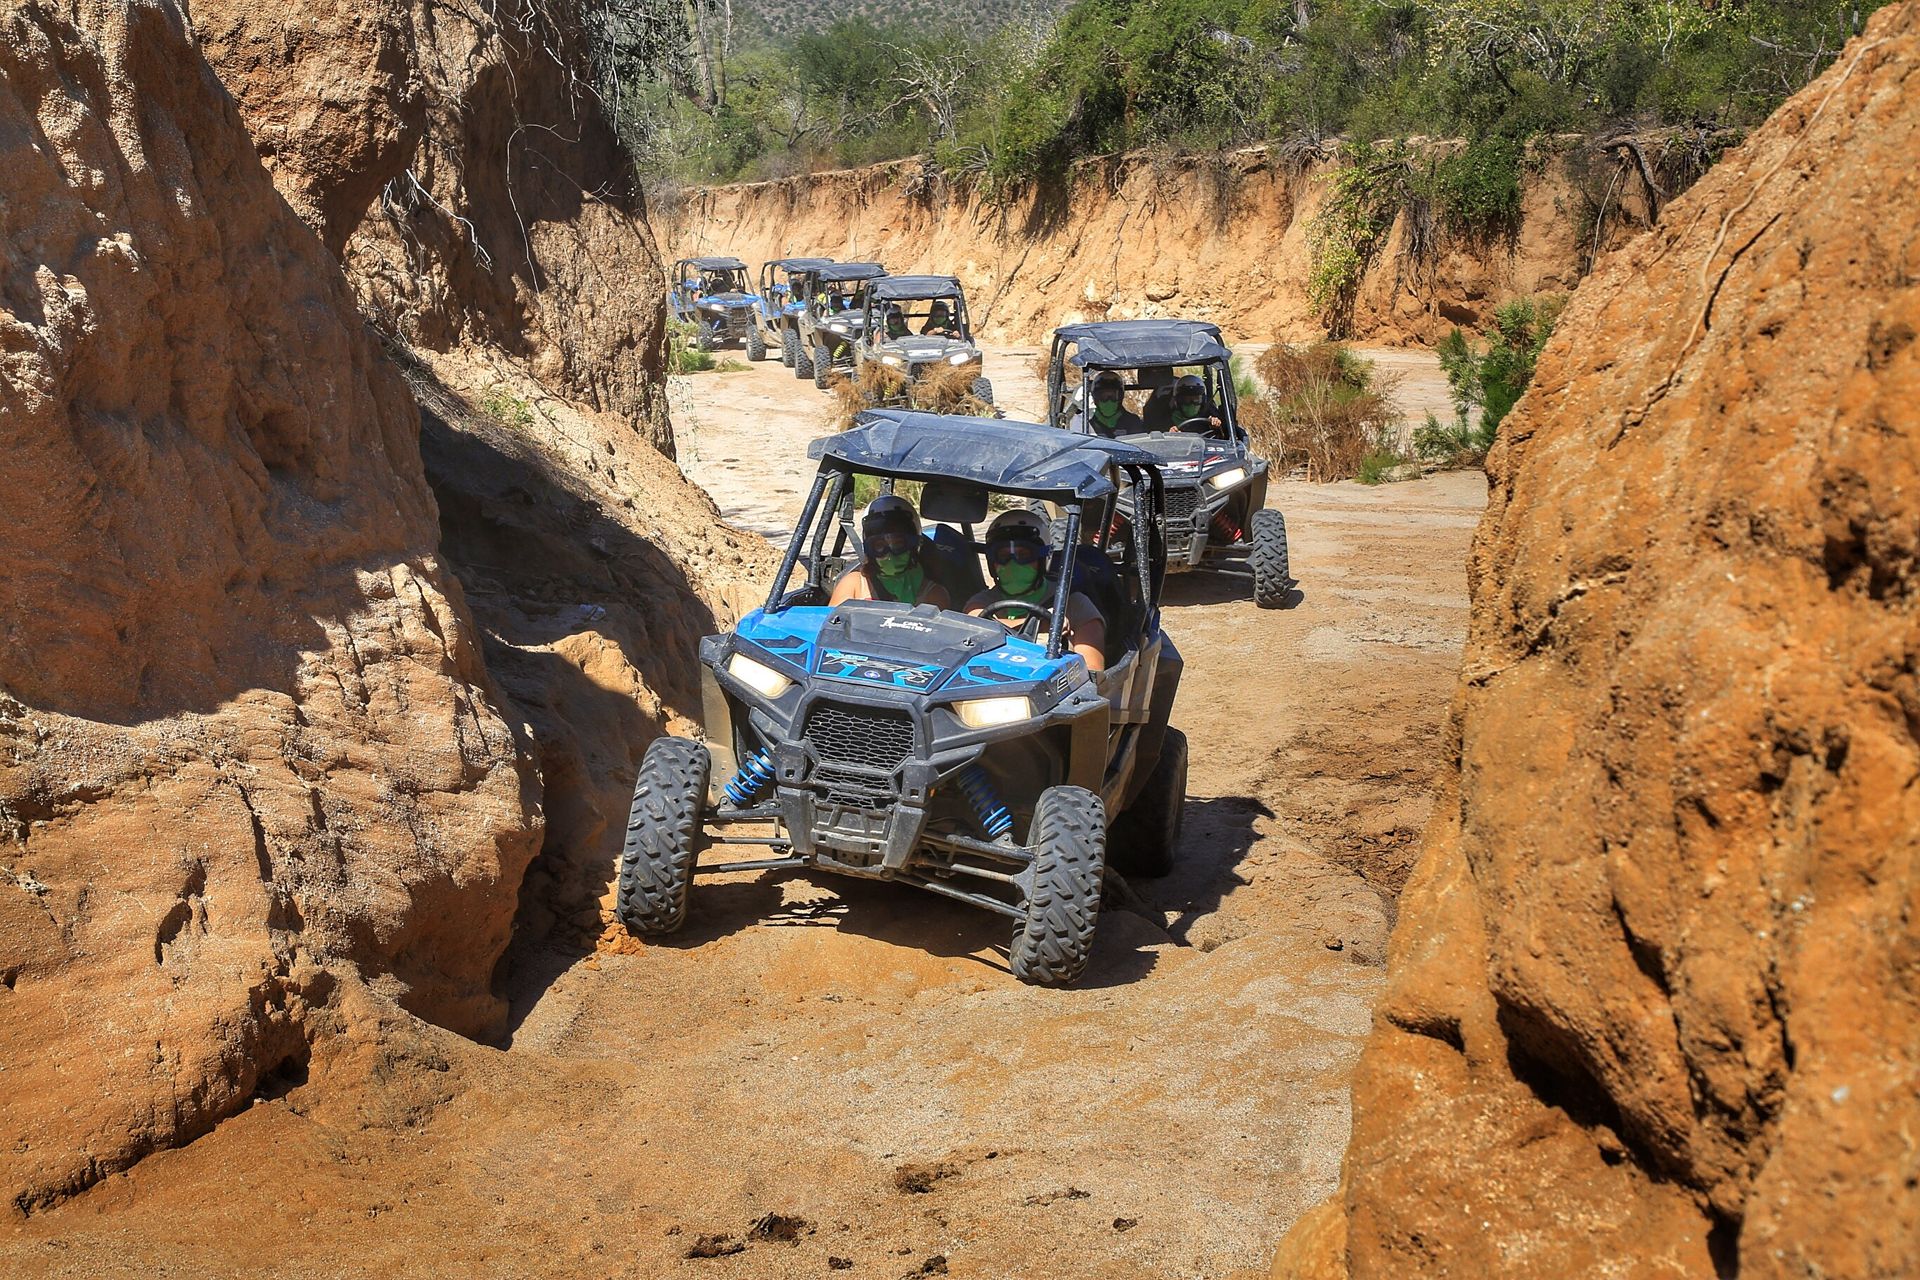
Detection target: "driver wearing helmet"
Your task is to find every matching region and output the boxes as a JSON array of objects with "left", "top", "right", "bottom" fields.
[
  {"left": 964, "top": 510, "right": 1107, "bottom": 673},
  {"left": 884, "top": 305, "right": 910, "bottom": 340},
  {"left": 921, "top": 300, "right": 959, "bottom": 337},
  {"left": 1071, "top": 370, "right": 1145, "bottom": 439},
  {"left": 1167, "top": 373, "right": 1224, "bottom": 435},
  {"left": 829, "top": 494, "right": 952, "bottom": 608}
]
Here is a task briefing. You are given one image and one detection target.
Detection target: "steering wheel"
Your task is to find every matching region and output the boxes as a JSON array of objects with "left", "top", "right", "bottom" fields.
[
  {"left": 1169, "top": 416, "right": 1216, "bottom": 434},
  {"left": 980, "top": 597, "right": 1054, "bottom": 642}
]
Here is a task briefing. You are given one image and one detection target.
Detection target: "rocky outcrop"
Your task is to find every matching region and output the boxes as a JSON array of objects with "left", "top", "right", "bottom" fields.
[
  {"left": 193, "top": 0, "right": 773, "bottom": 954},
  {"left": 196, "top": 0, "right": 675, "bottom": 454},
  {"left": 666, "top": 142, "right": 1649, "bottom": 347},
  {"left": 1275, "top": 6, "right": 1919, "bottom": 1276},
  {"left": 0, "top": 0, "right": 538, "bottom": 1213}
]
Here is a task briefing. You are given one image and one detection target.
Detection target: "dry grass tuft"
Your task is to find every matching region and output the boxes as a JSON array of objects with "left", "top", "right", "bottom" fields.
[
  {"left": 1242, "top": 342, "right": 1405, "bottom": 482},
  {"left": 829, "top": 358, "right": 993, "bottom": 430}
]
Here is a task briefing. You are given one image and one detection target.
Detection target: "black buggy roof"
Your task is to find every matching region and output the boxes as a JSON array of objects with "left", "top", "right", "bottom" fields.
[
  {"left": 1054, "top": 319, "right": 1232, "bottom": 368},
  {"left": 812, "top": 411, "right": 1158, "bottom": 500},
  {"left": 870, "top": 275, "right": 965, "bottom": 301},
  {"left": 768, "top": 256, "right": 835, "bottom": 270},
  {"left": 815, "top": 262, "right": 888, "bottom": 283},
  {"left": 680, "top": 255, "right": 748, "bottom": 271}
]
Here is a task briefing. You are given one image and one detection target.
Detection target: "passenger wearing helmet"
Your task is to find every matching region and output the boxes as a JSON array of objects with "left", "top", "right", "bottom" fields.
[
  {"left": 921, "top": 300, "right": 959, "bottom": 337},
  {"left": 885, "top": 305, "right": 910, "bottom": 340},
  {"left": 964, "top": 511, "right": 1107, "bottom": 673},
  {"left": 1070, "top": 370, "right": 1145, "bottom": 439},
  {"left": 828, "top": 495, "right": 952, "bottom": 608},
  {"left": 1167, "top": 373, "right": 1224, "bottom": 435}
]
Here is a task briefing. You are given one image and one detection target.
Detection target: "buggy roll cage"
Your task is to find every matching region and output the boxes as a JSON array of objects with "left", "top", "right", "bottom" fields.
[
  {"left": 674, "top": 255, "right": 751, "bottom": 292},
  {"left": 758, "top": 256, "right": 834, "bottom": 302},
  {"left": 1045, "top": 320, "right": 1248, "bottom": 449},
  {"left": 762, "top": 412, "right": 1167, "bottom": 660},
  {"left": 861, "top": 275, "right": 974, "bottom": 341}
]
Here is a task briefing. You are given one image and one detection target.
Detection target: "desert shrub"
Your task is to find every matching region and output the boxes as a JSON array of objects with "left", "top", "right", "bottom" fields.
[
  {"left": 480, "top": 385, "right": 536, "bottom": 429},
  {"left": 1306, "top": 143, "right": 1414, "bottom": 336},
  {"left": 1243, "top": 341, "right": 1404, "bottom": 482},
  {"left": 1425, "top": 294, "right": 1566, "bottom": 464},
  {"left": 666, "top": 320, "right": 717, "bottom": 373},
  {"left": 1431, "top": 137, "right": 1524, "bottom": 236}
]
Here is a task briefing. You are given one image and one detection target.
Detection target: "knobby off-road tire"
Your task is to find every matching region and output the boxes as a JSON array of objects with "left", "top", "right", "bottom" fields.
[
  {"left": 793, "top": 337, "right": 814, "bottom": 380},
  {"left": 812, "top": 346, "right": 833, "bottom": 390},
  {"left": 970, "top": 376, "right": 994, "bottom": 406},
  {"left": 780, "top": 327, "right": 798, "bottom": 368},
  {"left": 1251, "top": 508, "right": 1291, "bottom": 608},
  {"left": 1108, "top": 728, "right": 1188, "bottom": 879},
  {"left": 695, "top": 327, "right": 715, "bottom": 353},
  {"left": 614, "top": 737, "right": 711, "bottom": 935},
  {"left": 747, "top": 329, "right": 767, "bottom": 361},
  {"left": 1010, "top": 786, "right": 1107, "bottom": 987}
]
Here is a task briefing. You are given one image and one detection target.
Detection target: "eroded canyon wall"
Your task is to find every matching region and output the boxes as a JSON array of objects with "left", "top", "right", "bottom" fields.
[
  {"left": 195, "top": 0, "right": 675, "bottom": 454},
  {"left": 0, "top": 0, "right": 539, "bottom": 1211},
  {"left": 667, "top": 144, "right": 1646, "bottom": 347},
  {"left": 1276, "top": 5, "right": 1919, "bottom": 1276}
]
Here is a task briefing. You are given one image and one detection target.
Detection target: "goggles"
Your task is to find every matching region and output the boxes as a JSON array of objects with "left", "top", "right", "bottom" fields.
[
  {"left": 985, "top": 539, "right": 1047, "bottom": 567},
  {"left": 865, "top": 529, "right": 919, "bottom": 557},
  {"left": 1093, "top": 386, "right": 1123, "bottom": 403}
]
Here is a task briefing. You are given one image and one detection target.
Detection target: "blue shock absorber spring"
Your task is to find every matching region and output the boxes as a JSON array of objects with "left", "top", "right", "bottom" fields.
[
  {"left": 724, "top": 749, "right": 775, "bottom": 806},
  {"left": 955, "top": 764, "right": 1013, "bottom": 840}
]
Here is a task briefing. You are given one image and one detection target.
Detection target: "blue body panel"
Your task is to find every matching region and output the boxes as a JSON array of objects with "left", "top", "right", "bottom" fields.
[{"left": 733, "top": 606, "right": 1076, "bottom": 697}]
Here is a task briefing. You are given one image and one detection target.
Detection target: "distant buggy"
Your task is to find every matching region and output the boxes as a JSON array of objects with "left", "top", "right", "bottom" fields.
[
  {"left": 615, "top": 411, "right": 1188, "bottom": 986},
  {"left": 856, "top": 275, "right": 994, "bottom": 405},
  {"left": 1046, "top": 319, "right": 1291, "bottom": 606},
  {"left": 756, "top": 256, "right": 835, "bottom": 369},
  {"left": 796, "top": 261, "right": 888, "bottom": 387},
  {"left": 669, "top": 256, "right": 767, "bottom": 359}
]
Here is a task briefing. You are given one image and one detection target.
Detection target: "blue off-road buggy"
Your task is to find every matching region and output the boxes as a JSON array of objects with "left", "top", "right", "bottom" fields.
[
  {"left": 615, "top": 411, "right": 1187, "bottom": 986},
  {"left": 1046, "top": 320, "right": 1291, "bottom": 606},
  {"left": 755, "top": 256, "right": 834, "bottom": 369},
  {"left": 669, "top": 255, "right": 767, "bottom": 359}
]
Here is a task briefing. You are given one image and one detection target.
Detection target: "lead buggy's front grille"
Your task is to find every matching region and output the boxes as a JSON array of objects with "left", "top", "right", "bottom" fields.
[
  {"left": 1163, "top": 484, "right": 1201, "bottom": 529},
  {"left": 805, "top": 703, "right": 915, "bottom": 772}
]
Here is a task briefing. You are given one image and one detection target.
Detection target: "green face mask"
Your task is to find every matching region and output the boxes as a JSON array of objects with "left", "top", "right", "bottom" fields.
[
  {"left": 1093, "top": 400, "right": 1120, "bottom": 428},
  {"left": 994, "top": 559, "right": 1043, "bottom": 597},
  {"left": 875, "top": 551, "right": 914, "bottom": 578}
]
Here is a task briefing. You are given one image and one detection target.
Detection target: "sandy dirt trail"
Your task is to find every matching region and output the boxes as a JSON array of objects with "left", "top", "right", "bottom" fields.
[{"left": 3, "top": 349, "right": 1481, "bottom": 1280}]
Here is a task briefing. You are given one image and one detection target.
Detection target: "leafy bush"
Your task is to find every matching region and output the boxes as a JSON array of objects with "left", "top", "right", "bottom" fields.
[
  {"left": 1242, "top": 341, "right": 1404, "bottom": 482},
  {"left": 1420, "top": 294, "right": 1566, "bottom": 465}
]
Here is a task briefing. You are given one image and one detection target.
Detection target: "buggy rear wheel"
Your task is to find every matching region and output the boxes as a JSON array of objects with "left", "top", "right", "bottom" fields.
[
  {"left": 780, "top": 327, "right": 798, "bottom": 368},
  {"left": 747, "top": 329, "right": 767, "bottom": 361},
  {"left": 970, "top": 376, "right": 994, "bottom": 406},
  {"left": 812, "top": 346, "right": 833, "bottom": 389},
  {"left": 614, "top": 737, "right": 711, "bottom": 935},
  {"left": 1251, "top": 508, "right": 1291, "bottom": 608},
  {"left": 1010, "top": 786, "right": 1106, "bottom": 987},
  {"left": 793, "top": 337, "right": 814, "bottom": 380},
  {"left": 1109, "top": 728, "right": 1187, "bottom": 878}
]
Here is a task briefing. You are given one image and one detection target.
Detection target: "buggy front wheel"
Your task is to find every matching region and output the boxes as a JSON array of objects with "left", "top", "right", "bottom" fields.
[
  {"left": 1010, "top": 786, "right": 1107, "bottom": 986},
  {"left": 812, "top": 346, "right": 833, "bottom": 389},
  {"left": 970, "top": 376, "right": 995, "bottom": 406},
  {"left": 614, "top": 737, "right": 711, "bottom": 935},
  {"left": 780, "top": 328, "right": 798, "bottom": 368},
  {"left": 747, "top": 330, "right": 767, "bottom": 361}
]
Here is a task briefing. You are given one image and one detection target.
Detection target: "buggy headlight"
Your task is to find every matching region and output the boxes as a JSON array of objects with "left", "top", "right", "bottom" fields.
[
  {"left": 727, "top": 653, "right": 792, "bottom": 699},
  {"left": 954, "top": 695, "right": 1033, "bottom": 729},
  {"left": 825, "top": 319, "right": 848, "bottom": 332},
  {"left": 881, "top": 354, "right": 904, "bottom": 367},
  {"left": 947, "top": 352, "right": 975, "bottom": 365},
  {"left": 1208, "top": 466, "right": 1248, "bottom": 489}
]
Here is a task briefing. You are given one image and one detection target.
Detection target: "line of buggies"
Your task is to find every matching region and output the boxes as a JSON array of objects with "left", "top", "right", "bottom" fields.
[
  {"left": 670, "top": 255, "right": 994, "bottom": 404},
  {"left": 637, "top": 258, "right": 1299, "bottom": 985}
]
